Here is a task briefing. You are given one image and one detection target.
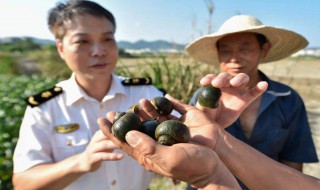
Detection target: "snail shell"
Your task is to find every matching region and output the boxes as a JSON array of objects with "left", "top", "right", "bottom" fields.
[
  {"left": 127, "top": 104, "right": 140, "bottom": 113},
  {"left": 139, "top": 119, "right": 160, "bottom": 140},
  {"left": 150, "top": 97, "right": 174, "bottom": 116},
  {"left": 197, "top": 86, "right": 222, "bottom": 108},
  {"left": 155, "top": 120, "right": 190, "bottom": 146},
  {"left": 112, "top": 112, "right": 142, "bottom": 142},
  {"left": 113, "top": 112, "right": 126, "bottom": 124}
]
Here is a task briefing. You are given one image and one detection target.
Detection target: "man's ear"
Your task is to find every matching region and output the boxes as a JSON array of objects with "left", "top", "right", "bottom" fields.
[
  {"left": 261, "top": 42, "right": 272, "bottom": 58},
  {"left": 56, "top": 40, "right": 65, "bottom": 60}
]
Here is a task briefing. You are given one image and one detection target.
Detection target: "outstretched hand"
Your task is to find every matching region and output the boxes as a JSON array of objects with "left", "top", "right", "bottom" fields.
[
  {"left": 197, "top": 72, "right": 267, "bottom": 128},
  {"left": 98, "top": 117, "right": 239, "bottom": 189}
]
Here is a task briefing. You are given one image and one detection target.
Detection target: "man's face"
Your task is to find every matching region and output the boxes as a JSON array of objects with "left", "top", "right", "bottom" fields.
[
  {"left": 56, "top": 14, "right": 118, "bottom": 82},
  {"left": 217, "top": 32, "right": 270, "bottom": 76}
]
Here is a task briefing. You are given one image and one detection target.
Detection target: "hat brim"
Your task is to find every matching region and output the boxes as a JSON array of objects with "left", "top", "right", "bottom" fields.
[{"left": 185, "top": 25, "right": 308, "bottom": 65}]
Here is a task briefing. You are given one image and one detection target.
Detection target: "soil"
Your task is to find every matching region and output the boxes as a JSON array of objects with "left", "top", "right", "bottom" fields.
[{"left": 259, "top": 57, "right": 320, "bottom": 178}]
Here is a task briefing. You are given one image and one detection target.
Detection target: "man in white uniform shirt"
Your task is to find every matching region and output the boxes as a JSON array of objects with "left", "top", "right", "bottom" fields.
[{"left": 12, "top": 1, "right": 163, "bottom": 189}]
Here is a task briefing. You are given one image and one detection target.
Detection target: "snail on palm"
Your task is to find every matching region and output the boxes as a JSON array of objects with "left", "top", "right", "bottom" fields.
[
  {"left": 112, "top": 112, "right": 142, "bottom": 142},
  {"left": 112, "top": 96, "right": 190, "bottom": 145},
  {"left": 155, "top": 120, "right": 190, "bottom": 146},
  {"left": 150, "top": 96, "right": 174, "bottom": 116}
]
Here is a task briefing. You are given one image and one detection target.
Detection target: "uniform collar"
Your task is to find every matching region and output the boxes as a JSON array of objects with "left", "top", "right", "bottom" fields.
[{"left": 57, "top": 73, "right": 127, "bottom": 106}]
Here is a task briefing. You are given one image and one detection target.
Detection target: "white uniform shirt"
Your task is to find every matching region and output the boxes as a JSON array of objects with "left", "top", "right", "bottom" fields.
[{"left": 13, "top": 74, "right": 164, "bottom": 190}]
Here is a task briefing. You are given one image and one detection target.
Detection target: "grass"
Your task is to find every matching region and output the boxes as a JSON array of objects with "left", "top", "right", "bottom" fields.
[{"left": 149, "top": 174, "right": 187, "bottom": 190}]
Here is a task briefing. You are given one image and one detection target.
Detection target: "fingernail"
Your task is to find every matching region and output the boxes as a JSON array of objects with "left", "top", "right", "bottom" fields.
[{"left": 126, "top": 132, "right": 139, "bottom": 147}]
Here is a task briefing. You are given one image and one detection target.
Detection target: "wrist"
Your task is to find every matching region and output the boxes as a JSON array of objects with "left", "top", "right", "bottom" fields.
[
  {"left": 211, "top": 127, "right": 228, "bottom": 153},
  {"left": 198, "top": 158, "right": 240, "bottom": 190}
]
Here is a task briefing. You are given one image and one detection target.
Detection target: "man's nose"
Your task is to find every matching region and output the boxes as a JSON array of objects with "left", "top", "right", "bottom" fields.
[
  {"left": 229, "top": 51, "right": 241, "bottom": 62},
  {"left": 91, "top": 42, "right": 106, "bottom": 57}
]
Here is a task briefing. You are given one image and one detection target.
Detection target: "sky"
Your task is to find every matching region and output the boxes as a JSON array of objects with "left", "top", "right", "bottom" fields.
[{"left": 0, "top": 0, "right": 319, "bottom": 47}]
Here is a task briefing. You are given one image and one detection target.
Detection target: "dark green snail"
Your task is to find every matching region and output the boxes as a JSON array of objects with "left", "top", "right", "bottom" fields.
[
  {"left": 112, "top": 112, "right": 142, "bottom": 142},
  {"left": 155, "top": 120, "right": 190, "bottom": 146},
  {"left": 139, "top": 119, "right": 160, "bottom": 140},
  {"left": 113, "top": 112, "right": 126, "bottom": 124},
  {"left": 127, "top": 104, "right": 140, "bottom": 113},
  {"left": 150, "top": 97, "right": 174, "bottom": 116},
  {"left": 197, "top": 86, "right": 222, "bottom": 108}
]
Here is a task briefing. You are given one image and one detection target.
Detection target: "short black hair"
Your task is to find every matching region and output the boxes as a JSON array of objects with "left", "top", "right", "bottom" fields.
[
  {"left": 48, "top": 0, "right": 116, "bottom": 40},
  {"left": 255, "top": 33, "right": 268, "bottom": 48}
]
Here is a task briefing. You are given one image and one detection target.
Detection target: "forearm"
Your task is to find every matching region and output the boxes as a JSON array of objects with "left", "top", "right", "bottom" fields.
[
  {"left": 199, "top": 157, "right": 241, "bottom": 190},
  {"left": 215, "top": 130, "right": 320, "bottom": 190},
  {"left": 13, "top": 154, "right": 85, "bottom": 190}
]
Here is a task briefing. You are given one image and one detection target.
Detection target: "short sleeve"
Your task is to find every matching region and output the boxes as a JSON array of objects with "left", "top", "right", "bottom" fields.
[{"left": 13, "top": 106, "right": 53, "bottom": 173}]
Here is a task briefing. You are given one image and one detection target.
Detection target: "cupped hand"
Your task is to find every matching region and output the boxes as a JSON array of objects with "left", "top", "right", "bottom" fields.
[
  {"left": 97, "top": 116, "right": 238, "bottom": 189},
  {"left": 77, "top": 130, "right": 124, "bottom": 173}
]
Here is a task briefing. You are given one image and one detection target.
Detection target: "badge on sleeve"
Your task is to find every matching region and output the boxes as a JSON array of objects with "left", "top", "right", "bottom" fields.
[
  {"left": 27, "top": 86, "right": 63, "bottom": 107},
  {"left": 121, "top": 77, "right": 152, "bottom": 86},
  {"left": 54, "top": 123, "right": 79, "bottom": 134}
]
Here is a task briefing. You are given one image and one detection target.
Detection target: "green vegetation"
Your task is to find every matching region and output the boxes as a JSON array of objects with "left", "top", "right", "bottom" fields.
[
  {"left": 0, "top": 75, "right": 62, "bottom": 189},
  {"left": 0, "top": 52, "right": 20, "bottom": 75}
]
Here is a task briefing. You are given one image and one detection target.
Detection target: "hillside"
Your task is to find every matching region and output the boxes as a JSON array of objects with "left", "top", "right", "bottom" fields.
[{"left": 0, "top": 37, "right": 186, "bottom": 53}]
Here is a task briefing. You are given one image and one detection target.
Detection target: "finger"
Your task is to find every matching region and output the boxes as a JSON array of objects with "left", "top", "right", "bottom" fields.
[
  {"left": 106, "top": 111, "right": 116, "bottom": 122},
  {"left": 92, "top": 152, "right": 124, "bottom": 162},
  {"left": 97, "top": 116, "right": 125, "bottom": 148},
  {"left": 248, "top": 81, "right": 268, "bottom": 98},
  {"left": 199, "top": 73, "right": 218, "bottom": 86},
  {"left": 97, "top": 117, "right": 113, "bottom": 137},
  {"left": 138, "top": 98, "right": 161, "bottom": 119},
  {"left": 165, "top": 94, "right": 190, "bottom": 115},
  {"left": 91, "top": 139, "right": 119, "bottom": 153},
  {"left": 139, "top": 98, "right": 161, "bottom": 119},
  {"left": 126, "top": 131, "right": 165, "bottom": 166},
  {"left": 211, "top": 72, "right": 233, "bottom": 88},
  {"left": 229, "top": 73, "right": 249, "bottom": 87}
]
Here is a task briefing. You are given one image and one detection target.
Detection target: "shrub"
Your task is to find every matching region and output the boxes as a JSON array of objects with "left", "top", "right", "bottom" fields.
[{"left": 0, "top": 75, "right": 62, "bottom": 189}]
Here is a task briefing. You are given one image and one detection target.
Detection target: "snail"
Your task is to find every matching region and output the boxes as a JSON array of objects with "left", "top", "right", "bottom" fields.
[
  {"left": 150, "top": 96, "right": 174, "bottom": 116},
  {"left": 155, "top": 120, "right": 190, "bottom": 146},
  {"left": 197, "top": 86, "right": 222, "bottom": 108},
  {"left": 112, "top": 112, "right": 142, "bottom": 142},
  {"left": 127, "top": 104, "right": 140, "bottom": 113},
  {"left": 139, "top": 118, "right": 160, "bottom": 140},
  {"left": 113, "top": 111, "right": 126, "bottom": 124}
]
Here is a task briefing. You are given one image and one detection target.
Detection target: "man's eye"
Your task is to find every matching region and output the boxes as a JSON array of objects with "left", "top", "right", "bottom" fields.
[
  {"left": 240, "top": 48, "right": 250, "bottom": 53},
  {"left": 219, "top": 49, "right": 231, "bottom": 54},
  {"left": 75, "top": 40, "right": 88, "bottom": 44},
  {"left": 104, "top": 38, "right": 114, "bottom": 42}
]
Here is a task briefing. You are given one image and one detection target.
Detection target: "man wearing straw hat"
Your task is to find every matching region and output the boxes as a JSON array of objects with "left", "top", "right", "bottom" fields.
[{"left": 186, "top": 15, "right": 318, "bottom": 189}]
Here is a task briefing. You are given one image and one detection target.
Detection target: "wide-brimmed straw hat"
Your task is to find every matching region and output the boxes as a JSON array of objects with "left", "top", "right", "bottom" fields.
[{"left": 185, "top": 15, "right": 308, "bottom": 65}]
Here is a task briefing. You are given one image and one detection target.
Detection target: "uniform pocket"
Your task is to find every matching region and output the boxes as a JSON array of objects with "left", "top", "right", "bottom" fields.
[{"left": 52, "top": 128, "right": 89, "bottom": 162}]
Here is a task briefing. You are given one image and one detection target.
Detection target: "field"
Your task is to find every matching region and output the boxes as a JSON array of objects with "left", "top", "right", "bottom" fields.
[{"left": 0, "top": 55, "right": 319, "bottom": 189}]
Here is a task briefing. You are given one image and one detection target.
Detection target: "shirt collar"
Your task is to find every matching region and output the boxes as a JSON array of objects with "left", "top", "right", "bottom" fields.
[
  {"left": 57, "top": 73, "right": 127, "bottom": 106},
  {"left": 258, "top": 70, "right": 291, "bottom": 115},
  {"left": 259, "top": 70, "right": 291, "bottom": 97}
]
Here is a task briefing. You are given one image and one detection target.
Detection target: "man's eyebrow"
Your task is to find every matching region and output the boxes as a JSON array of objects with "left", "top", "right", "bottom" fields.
[
  {"left": 70, "top": 31, "right": 114, "bottom": 38},
  {"left": 103, "top": 31, "right": 115, "bottom": 35}
]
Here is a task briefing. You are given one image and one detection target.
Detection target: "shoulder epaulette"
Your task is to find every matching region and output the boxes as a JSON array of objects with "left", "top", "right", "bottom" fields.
[
  {"left": 121, "top": 77, "right": 152, "bottom": 86},
  {"left": 158, "top": 88, "right": 167, "bottom": 96},
  {"left": 26, "top": 86, "right": 63, "bottom": 107}
]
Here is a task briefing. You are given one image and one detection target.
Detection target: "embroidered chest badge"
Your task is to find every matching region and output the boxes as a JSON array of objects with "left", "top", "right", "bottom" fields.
[{"left": 54, "top": 123, "right": 79, "bottom": 134}]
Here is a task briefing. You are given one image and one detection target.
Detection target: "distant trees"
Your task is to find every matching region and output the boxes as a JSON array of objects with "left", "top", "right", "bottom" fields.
[{"left": 0, "top": 38, "right": 41, "bottom": 52}]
